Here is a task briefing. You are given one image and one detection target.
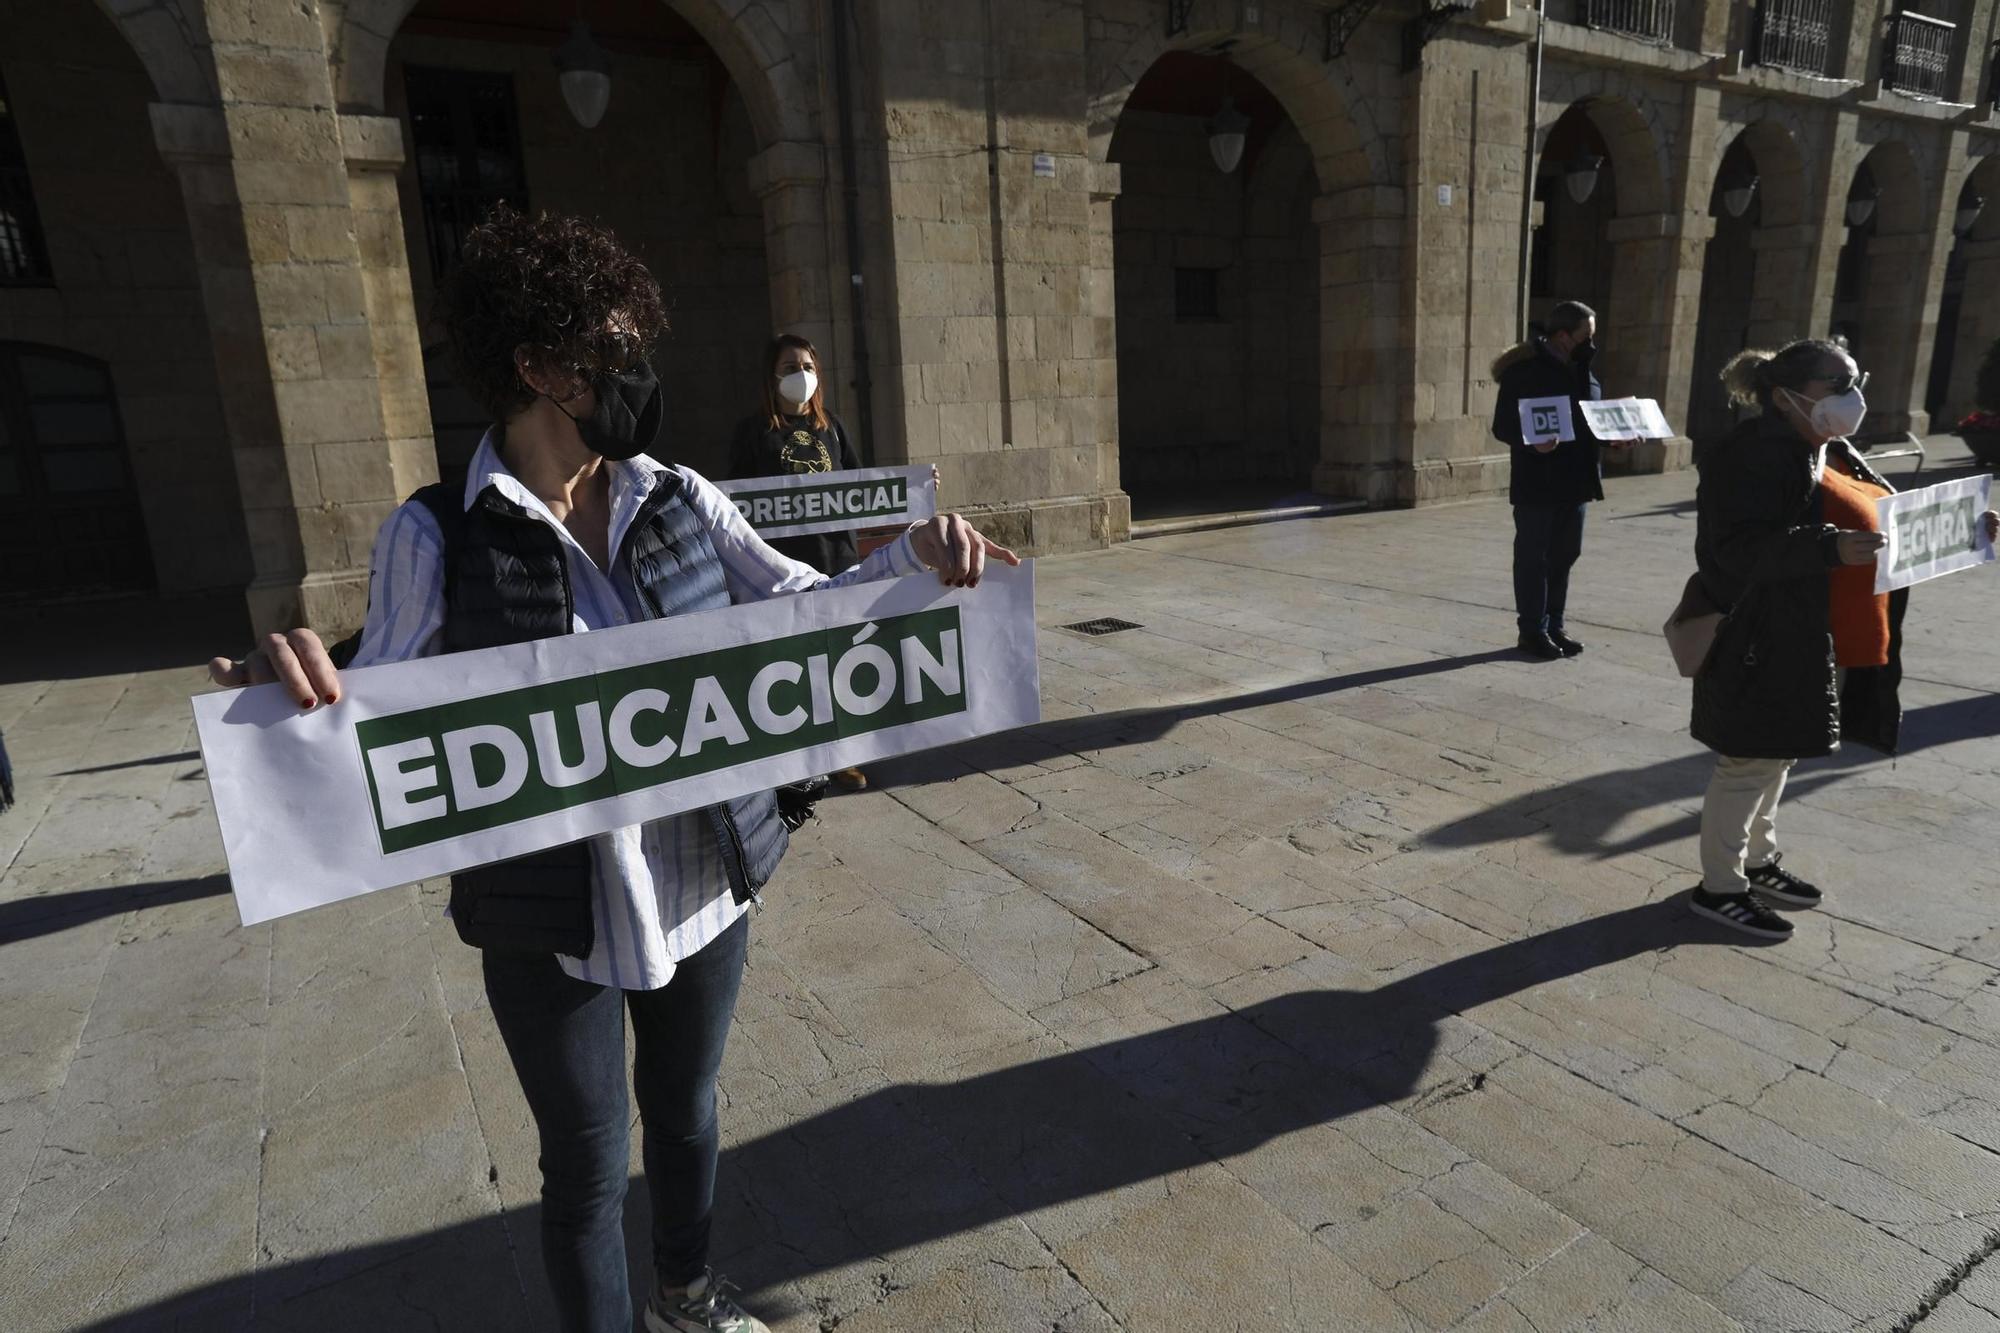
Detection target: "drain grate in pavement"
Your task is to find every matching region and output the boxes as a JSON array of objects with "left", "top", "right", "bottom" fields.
[{"left": 1060, "top": 617, "right": 1144, "bottom": 637}]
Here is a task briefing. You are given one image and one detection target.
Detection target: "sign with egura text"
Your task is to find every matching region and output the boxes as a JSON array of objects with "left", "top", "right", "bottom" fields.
[
  {"left": 193, "top": 565, "right": 1039, "bottom": 926},
  {"left": 715, "top": 465, "right": 937, "bottom": 539},
  {"left": 1874, "top": 474, "right": 1994, "bottom": 594}
]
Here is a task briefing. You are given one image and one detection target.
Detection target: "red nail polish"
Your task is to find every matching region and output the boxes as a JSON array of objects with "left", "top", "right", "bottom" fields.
[
  {"left": 299, "top": 698, "right": 314, "bottom": 709},
  {"left": 323, "top": 694, "right": 337, "bottom": 705}
]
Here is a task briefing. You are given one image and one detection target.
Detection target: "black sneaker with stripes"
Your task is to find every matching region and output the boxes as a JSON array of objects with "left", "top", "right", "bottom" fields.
[
  {"left": 1689, "top": 888, "right": 1794, "bottom": 941},
  {"left": 1745, "top": 855, "right": 1821, "bottom": 909}
]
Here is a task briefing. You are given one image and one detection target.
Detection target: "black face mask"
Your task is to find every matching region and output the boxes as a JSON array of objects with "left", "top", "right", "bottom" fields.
[
  {"left": 553, "top": 361, "right": 665, "bottom": 461},
  {"left": 1570, "top": 339, "right": 1598, "bottom": 368}
]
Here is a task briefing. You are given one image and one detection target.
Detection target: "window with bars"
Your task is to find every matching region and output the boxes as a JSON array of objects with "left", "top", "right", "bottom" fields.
[
  {"left": 1881, "top": 8, "right": 1958, "bottom": 100},
  {"left": 1577, "top": 0, "right": 1676, "bottom": 45},
  {"left": 1753, "top": 0, "right": 1838, "bottom": 76},
  {"left": 402, "top": 66, "right": 529, "bottom": 282},
  {"left": 0, "top": 67, "right": 53, "bottom": 287}
]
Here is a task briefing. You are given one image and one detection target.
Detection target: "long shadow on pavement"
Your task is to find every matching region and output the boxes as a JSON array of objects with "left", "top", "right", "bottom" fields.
[
  {"left": 0, "top": 873, "right": 229, "bottom": 949},
  {"left": 868, "top": 648, "right": 1521, "bottom": 790},
  {"left": 1423, "top": 694, "right": 2000, "bottom": 860},
  {"left": 78, "top": 897, "right": 1750, "bottom": 1330}
]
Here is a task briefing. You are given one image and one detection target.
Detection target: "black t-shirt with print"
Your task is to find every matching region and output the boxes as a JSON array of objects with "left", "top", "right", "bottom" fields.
[{"left": 728, "top": 412, "right": 863, "bottom": 575}]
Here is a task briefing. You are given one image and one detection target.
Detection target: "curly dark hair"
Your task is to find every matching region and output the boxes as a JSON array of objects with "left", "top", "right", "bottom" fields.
[{"left": 434, "top": 206, "right": 667, "bottom": 422}]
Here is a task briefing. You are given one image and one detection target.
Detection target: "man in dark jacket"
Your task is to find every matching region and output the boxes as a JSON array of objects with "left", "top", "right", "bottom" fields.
[{"left": 1490, "top": 300, "right": 1604, "bottom": 659}]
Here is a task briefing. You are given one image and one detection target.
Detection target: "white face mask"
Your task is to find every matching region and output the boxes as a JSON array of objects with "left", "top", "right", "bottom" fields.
[
  {"left": 778, "top": 369, "right": 817, "bottom": 408},
  {"left": 1784, "top": 385, "right": 1867, "bottom": 440}
]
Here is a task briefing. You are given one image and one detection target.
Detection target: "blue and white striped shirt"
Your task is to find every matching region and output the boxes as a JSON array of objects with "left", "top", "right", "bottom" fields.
[{"left": 350, "top": 432, "right": 928, "bottom": 991}]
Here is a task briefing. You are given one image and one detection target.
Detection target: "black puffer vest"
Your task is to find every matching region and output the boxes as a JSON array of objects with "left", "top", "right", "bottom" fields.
[{"left": 409, "top": 471, "right": 789, "bottom": 957}]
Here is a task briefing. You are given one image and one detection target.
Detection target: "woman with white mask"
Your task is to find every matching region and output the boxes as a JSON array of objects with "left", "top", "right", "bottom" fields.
[
  {"left": 1684, "top": 339, "right": 1997, "bottom": 939},
  {"left": 728, "top": 334, "right": 864, "bottom": 577}
]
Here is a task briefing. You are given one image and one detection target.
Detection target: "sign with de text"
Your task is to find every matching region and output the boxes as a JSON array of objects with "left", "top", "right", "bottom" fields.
[
  {"left": 715, "top": 465, "right": 936, "bottom": 540},
  {"left": 1874, "top": 474, "right": 1994, "bottom": 594},
  {"left": 193, "top": 565, "right": 1040, "bottom": 926},
  {"left": 1517, "top": 396, "right": 1576, "bottom": 446}
]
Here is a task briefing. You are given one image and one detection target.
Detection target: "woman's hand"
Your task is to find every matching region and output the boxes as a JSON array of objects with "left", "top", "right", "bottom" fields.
[
  {"left": 1835, "top": 530, "right": 1889, "bottom": 566},
  {"left": 208, "top": 629, "right": 343, "bottom": 710},
  {"left": 910, "top": 513, "right": 1020, "bottom": 589}
]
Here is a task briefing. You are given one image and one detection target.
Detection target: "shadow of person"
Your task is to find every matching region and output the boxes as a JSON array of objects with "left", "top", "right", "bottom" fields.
[
  {"left": 1420, "top": 694, "right": 2000, "bottom": 861},
  {"left": 705, "top": 896, "right": 1749, "bottom": 1300},
  {"left": 860, "top": 648, "right": 1522, "bottom": 794},
  {"left": 72, "top": 897, "right": 1751, "bottom": 1329}
]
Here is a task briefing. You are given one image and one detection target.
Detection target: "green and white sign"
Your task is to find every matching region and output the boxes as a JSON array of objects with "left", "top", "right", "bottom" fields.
[
  {"left": 716, "top": 465, "right": 936, "bottom": 539},
  {"left": 193, "top": 564, "right": 1039, "bottom": 926},
  {"left": 1874, "top": 474, "right": 1994, "bottom": 594}
]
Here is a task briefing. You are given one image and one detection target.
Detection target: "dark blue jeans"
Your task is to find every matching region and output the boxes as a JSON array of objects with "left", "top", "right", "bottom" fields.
[
  {"left": 1512, "top": 502, "right": 1587, "bottom": 635},
  {"left": 484, "top": 914, "right": 749, "bottom": 1333}
]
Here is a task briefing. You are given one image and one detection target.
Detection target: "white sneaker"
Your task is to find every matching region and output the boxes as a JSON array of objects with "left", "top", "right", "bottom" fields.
[{"left": 644, "top": 1271, "right": 770, "bottom": 1333}]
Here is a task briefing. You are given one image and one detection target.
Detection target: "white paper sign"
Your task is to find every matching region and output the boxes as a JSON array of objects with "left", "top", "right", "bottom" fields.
[
  {"left": 1579, "top": 397, "right": 1675, "bottom": 441},
  {"left": 1873, "top": 475, "right": 1994, "bottom": 594},
  {"left": 193, "top": 564, "right": 1040, "bottom": 926},
  {"left": 715, "top": 465, "right": 936, "bottom": 539},
  {"left": 1517, "top": 396, "right": 1576, "bottom": 445}
]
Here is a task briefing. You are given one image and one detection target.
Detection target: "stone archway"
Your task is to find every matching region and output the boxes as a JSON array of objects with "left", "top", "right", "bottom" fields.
[
  {"left": 331, "top": 0, "right": 835, "bottom": 480},
  {"left": 1933, "top": 152, "right": 2000, "bottom": 426},
  {"left": 1087, "top": 0, "right": 1396, "bottom": 502},
  {"left": 1685, "top": 118, "right": 1814, "bottom": 440},
  {"left": 1833, "top": 140, "right": 1932, "bottom": 436},
  {"left": 1528, "top": 94, "right": 1671, "bottom": 416},
  {"left": 89, "top": 0, "right": 217, "bottom": 105}
]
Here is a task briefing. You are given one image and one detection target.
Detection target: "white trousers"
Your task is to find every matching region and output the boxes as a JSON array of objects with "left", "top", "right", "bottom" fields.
[{"left": 1700, "top": 756, "right": 1796, "bottom": 894}]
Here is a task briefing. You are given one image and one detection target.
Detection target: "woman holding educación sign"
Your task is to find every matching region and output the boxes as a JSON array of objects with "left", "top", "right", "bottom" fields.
[
  {"left": 208, "top": 208, "right": 1017, "bottom": 1333},
  {"left": 1682, "top": 339, "right": 1998, "bottom": 941}
]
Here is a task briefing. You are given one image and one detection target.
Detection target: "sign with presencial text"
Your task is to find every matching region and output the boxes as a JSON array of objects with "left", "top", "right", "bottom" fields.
[
  {"left": 193, "top": 565, "right": 1039, "bottom": 926},
  {"left": 715, "top": 465, "right": 936, "bottom": 539},
  {"left": 1578, "top": 397, "right": 1675, "bottom": 441},
  {"left": 1517, "top": 396, "right": 1576, "bottom": 446},
  {"left": 1874, "top": 474, "right": 1994, "bottom": 594}
]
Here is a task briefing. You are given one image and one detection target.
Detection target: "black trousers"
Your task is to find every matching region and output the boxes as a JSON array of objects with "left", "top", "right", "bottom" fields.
[
  {"left": 1512, "top": 502, "right": 1587, "bottom": 635},
  {"left": 482, "top": 914, "right": 749, "bottom": 1333}
]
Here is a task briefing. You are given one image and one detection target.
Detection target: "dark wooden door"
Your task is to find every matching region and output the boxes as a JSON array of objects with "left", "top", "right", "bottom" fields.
[{"left": 0, "top": 343, "right": 155, "bottom": 598}]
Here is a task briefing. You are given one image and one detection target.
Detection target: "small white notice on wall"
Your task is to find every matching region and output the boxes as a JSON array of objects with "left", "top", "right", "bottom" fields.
[
  {"left": 1033, "top": 153, "right": 1056, "bottom": 179},
  {"left": 1437, "top": 184, "right": 1453, "bottom": 207}
]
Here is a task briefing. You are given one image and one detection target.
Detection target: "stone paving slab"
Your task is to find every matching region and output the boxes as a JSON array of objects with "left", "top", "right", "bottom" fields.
[{"left": 3, "top": 441, "right": 1999, "bottom": 1330}]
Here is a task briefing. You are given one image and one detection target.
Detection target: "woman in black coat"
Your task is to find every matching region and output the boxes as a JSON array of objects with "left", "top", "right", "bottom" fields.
[{"left": 1686, "top": 338, "right": 1997, "bottom": 940}]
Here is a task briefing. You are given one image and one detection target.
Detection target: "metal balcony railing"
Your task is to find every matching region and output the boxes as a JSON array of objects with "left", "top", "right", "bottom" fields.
[
  {"left": 1881, "top": 9, "right": 1956, "bottom": 100},
  {"left": 1753, "top": 0, "right": 1837, "bottom": 77},
  {"left": 1578, "top": 0, "right": 1675, "bottom": 45}
]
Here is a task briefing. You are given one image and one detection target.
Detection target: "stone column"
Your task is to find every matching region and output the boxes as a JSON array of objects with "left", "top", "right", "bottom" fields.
[
  {"left": 149, "top": 0, "right": 432, "bottom": 636},
  {"left": 1859, "top": 226, "right": 1952, "bottom": 438},
  {"left": 1312, "top": 185, "right": 1410, "bottom": 504},
  {"left": 1602, "top": 211, "right": 1706, "bottom": 473},
  {"left": 1746, "top": 224, "right": 1824, "bottom": 348},
  {"left": 1943, "top": 235, "right": 2000, "bottom": 420},
  {"left": 748, "top": 141, "right": 839, "bottom": 365},
  {"left": 1084, "top": 161, "right": 1129, "bottom": 540},
  {"left": 340, "top": 113, "right": 439, "bottom": 506}
]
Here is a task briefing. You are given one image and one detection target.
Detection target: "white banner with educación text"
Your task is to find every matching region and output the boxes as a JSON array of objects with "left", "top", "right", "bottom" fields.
[
  {"left": 715, "top": 465, "right": 936, "bottom": 539},
  {"left": 193, "top": 564, "right": 1040, "bottom": 927},
  {"left": 1874, "top": 474, "right": 1995, "bottom": 594}
]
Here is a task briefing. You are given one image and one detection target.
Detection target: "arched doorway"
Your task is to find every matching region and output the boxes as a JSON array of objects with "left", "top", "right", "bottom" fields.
[
  {"left": 382, "top": 0, "right": 775, "bottom": 482},
  {"left": 1831, "top": 141, "right": 1928, "bottom": 437},
  {"left": 1688, "top": 137, "right": 1758, "bottom": 442},
  {"left": 1106, "top": 50, "right": 1318, "bottom": 513},
  {"left": 1927, "top": 157, "right": 2000, "bottom": 427},
  {"left": 1529, "top": 106, "right": 1617, "bottom": 325},
  {"left": 1686, "top": 119, "right": 1811, "bottom": 441},
  {"left": 1524, "top": 93, "right": 1669, "bottom": 422},
  {"left": 0, "top": 0, "right": 246, "bottom": 599}
]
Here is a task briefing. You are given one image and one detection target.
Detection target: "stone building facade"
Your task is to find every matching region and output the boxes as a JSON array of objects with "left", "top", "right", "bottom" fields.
[{"left": 0, "top": 0, "right": 1994, "bottom": 633}]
